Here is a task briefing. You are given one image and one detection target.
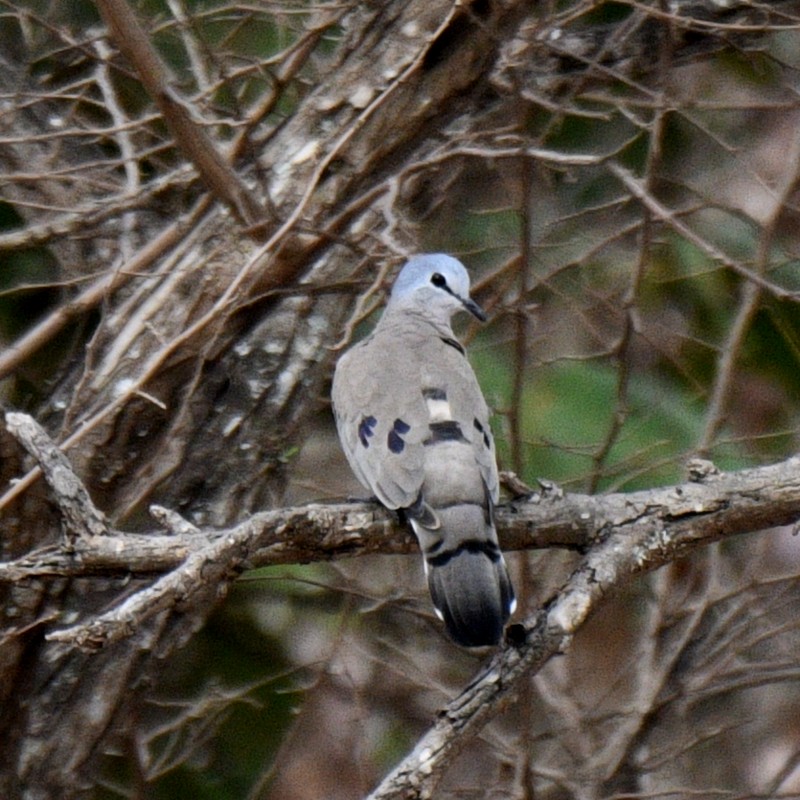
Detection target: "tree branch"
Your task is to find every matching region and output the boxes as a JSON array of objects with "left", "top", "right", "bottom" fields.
[
  {"left": 95, "top": 0, "right": 266, "bottom": 230},
  {"left": 4, "top": 413, "right": 108, "bottom": 542},
  {"left": 365, "top": 457, "right": 800, "bottom": 800},
  {"left": 4, "top": 412, "right": 800, "bottom": 654}
]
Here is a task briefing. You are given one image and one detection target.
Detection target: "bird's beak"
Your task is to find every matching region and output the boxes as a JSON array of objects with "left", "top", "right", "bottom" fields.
[{"left": 462, "top": 296, "right": 487, "bottom": 322}]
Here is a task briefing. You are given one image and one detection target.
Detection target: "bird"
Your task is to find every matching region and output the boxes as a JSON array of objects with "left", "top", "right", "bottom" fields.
[{"left": 331, "top": 253, "right": 516, "bottom": 647}]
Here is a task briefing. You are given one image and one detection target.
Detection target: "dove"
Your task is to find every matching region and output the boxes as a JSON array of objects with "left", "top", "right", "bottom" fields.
[{"left": 331, "top": 254, "right": 515, "bottom": 647}]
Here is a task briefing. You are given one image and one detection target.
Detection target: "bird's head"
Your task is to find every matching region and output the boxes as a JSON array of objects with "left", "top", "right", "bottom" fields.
[{"left": 387, "top": 254, "right": 486, "bottom": 322}]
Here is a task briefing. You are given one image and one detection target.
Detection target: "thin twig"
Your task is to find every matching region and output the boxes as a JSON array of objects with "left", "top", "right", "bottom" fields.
[
  {"left": 609, "top": 162, "right": 799, "bottom": 299},
  {"left": 697, "top": 130, "right": 800, "bottom": 454}
]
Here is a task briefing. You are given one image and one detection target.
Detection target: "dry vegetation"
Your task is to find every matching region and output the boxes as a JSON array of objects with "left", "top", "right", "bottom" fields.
[{"left": 3, "top": 1, "right": 800, "bottom": 798}]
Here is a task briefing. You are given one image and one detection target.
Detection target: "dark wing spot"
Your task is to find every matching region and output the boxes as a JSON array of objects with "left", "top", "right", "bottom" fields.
[
  {"left": 423, "top": 387, "right": 447, "bottom": 401},
  {"left": 473, "top": 419, "right": 484, "bottom": 433},
  {"left": 439, "top": 336, "right": 465, "bottom": 356},
  {"left": 423, "top": 420, "right": 467, "bottom": 445},
  {"left": 387, "top": 429, "right": 405, "bottom": 453},
  {"left": 387, "top": 418, "right": 411, "bottom": 453},
  {"left": 358, "top": 415, "right": 377, "bottom": 448}
]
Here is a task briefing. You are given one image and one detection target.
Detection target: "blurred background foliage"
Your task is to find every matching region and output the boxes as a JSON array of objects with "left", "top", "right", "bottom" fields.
[{"left": 4, "top": 0, "right": 800, "bottom": 798}]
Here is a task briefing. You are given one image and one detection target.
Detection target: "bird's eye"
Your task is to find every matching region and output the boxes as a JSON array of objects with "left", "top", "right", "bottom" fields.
[{"left": 430, "top": 273, "right": 446, "bottom": 288}]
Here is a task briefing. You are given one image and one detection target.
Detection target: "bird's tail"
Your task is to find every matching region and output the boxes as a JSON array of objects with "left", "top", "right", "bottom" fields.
[{"left": 411, "top": 504, "right": 515, "bottom": 647}]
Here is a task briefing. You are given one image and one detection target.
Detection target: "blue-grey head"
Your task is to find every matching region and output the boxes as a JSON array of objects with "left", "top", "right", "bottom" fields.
[{"left": 387, "top": 254, "right": 486, "bottom": 322}]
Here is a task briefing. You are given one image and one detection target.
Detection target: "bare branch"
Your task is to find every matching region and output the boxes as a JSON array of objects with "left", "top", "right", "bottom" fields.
[
  {"left": 609, "top": 162, "right": 800, "bottom": 299},
  {"left": 3, "top": 411, "right": 800, "bottom": 658},
  {"left": 368, "top": 457, "right": 783, "bottom": 800},
  {"left": 1, "top": 453, "right": 797, "bottom": 579},
  {"left": 4, "top": 412, "right": 108, "bottom": 541},
  {"left": 95, "top": 0, "right": 266, "bottom": 230},
  {"left": 0, "top": 195, "right": 211, "bottom": 384}
]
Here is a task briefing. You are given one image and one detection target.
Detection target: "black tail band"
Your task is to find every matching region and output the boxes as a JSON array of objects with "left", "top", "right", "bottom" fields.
[{"left": 426, "top": 538, "right": 501, "bottom": 568}]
